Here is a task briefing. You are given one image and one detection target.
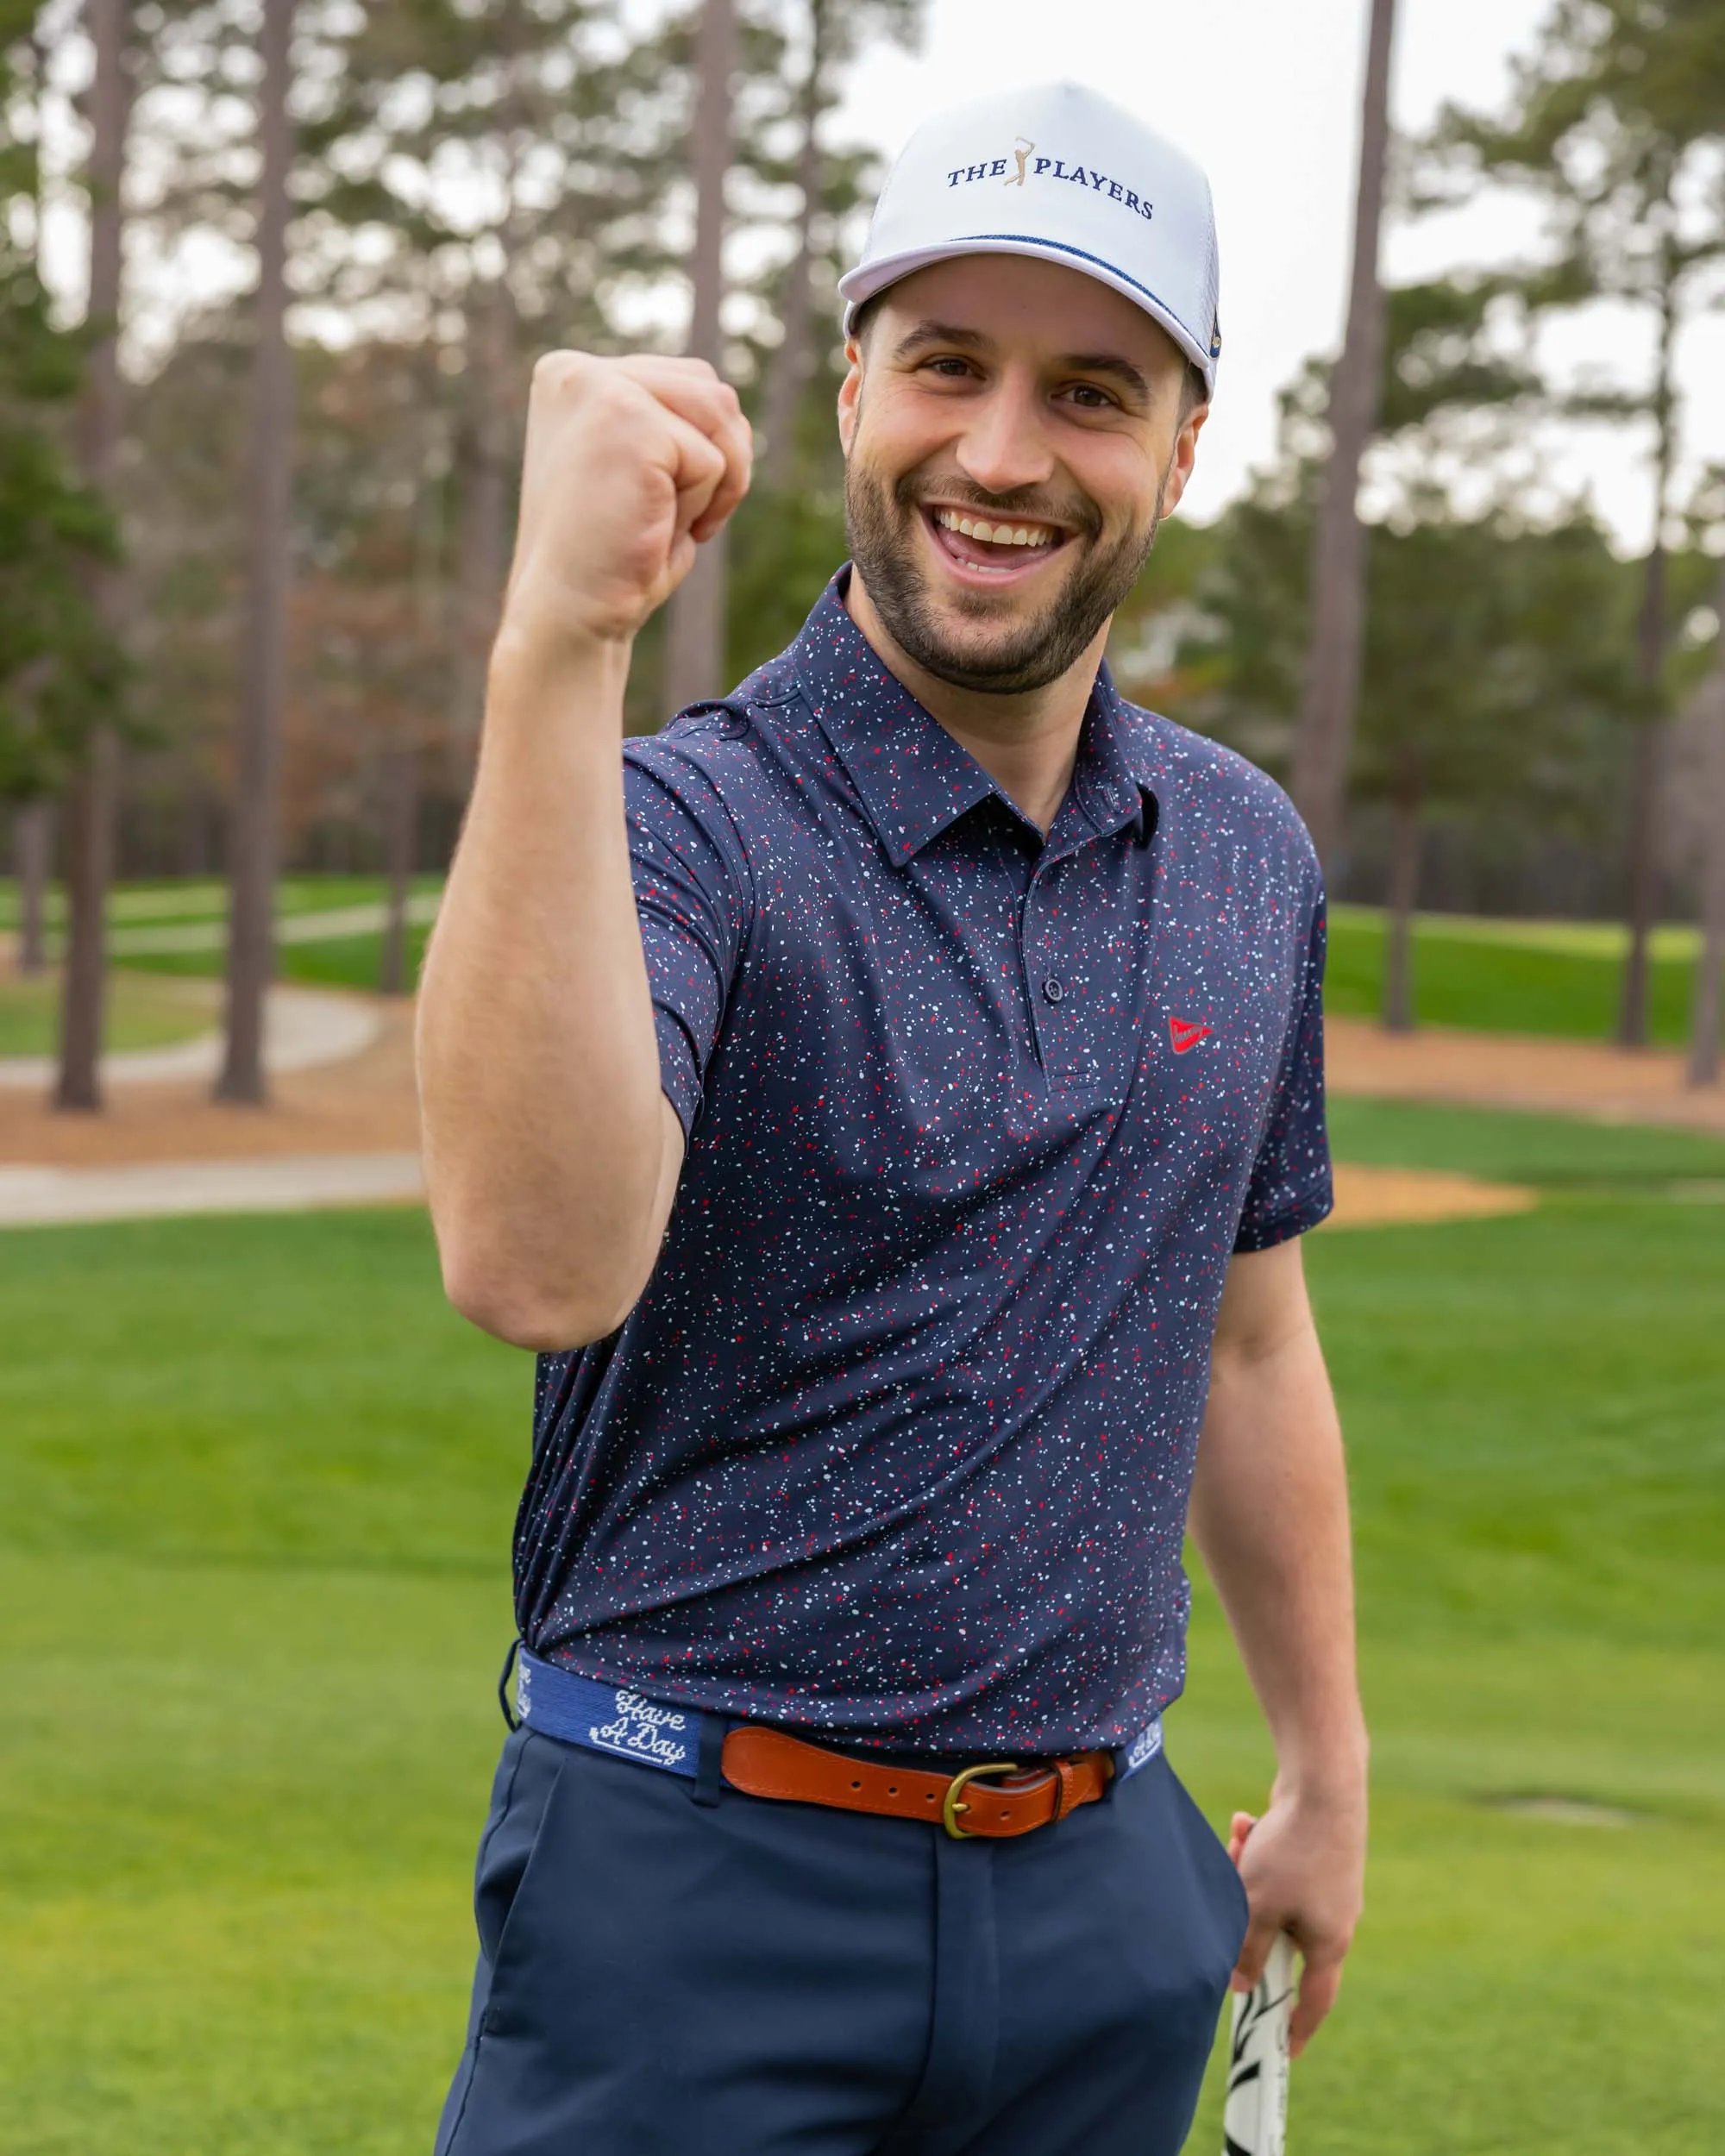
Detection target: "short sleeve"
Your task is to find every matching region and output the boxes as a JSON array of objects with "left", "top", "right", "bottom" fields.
[
  {"left": 624, "top": 736, "right": 753, "bottom": 1141},
  {"left": 1233, "top": 892, "right": 1334, "bottom": 1252}
]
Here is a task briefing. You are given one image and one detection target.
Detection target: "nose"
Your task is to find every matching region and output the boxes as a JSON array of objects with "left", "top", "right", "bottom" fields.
[{"left": 952, "top": 367, "right": 1057, "bottom": 498}]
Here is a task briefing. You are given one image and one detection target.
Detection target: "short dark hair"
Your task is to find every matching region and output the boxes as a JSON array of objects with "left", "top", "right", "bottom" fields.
[
  {"left": 849, "top": 291, "right": 887, "bottom": 349},
  {"left": 1177, "top": 360, "right": 1210, "bottom": 425},
  {"left": 850, "top": 291, "right": 1212, "bottom": 423}
]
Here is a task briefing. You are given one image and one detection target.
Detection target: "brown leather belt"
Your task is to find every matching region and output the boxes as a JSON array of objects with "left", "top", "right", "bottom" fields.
[{"left": 721, "top": 1724, "right": 1114, "bottom": 1839}]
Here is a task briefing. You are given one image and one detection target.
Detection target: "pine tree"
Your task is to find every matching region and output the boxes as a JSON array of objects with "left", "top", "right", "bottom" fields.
[
  {"left": 215, "top": 0, "right": 295, "bottom": 1105},
  {"left": 1426, "top": 0, "right": 1725, "bottom": 1044},
  {"left": 53, "top": 0, "right": 135, "bottom": 1110},
  {"left": 1287, "top": 0, "right": 1398, "bottom": 874},
  {"left": 661, "top": 0, "right": 738, "bottom": 716},
  {"left": 0, "top": 3, "right": 123, "bottom": 1062}
]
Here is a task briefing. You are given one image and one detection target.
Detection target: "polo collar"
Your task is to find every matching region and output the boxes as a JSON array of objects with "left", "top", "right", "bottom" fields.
[{"left": 792, "top": 570, "right": 1157, "bottom": 867}]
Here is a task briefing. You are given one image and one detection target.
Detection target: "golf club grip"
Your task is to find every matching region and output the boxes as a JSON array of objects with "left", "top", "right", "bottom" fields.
[{"left": 1222, "top": 1931, "right": 1295, "bottom": 2155}]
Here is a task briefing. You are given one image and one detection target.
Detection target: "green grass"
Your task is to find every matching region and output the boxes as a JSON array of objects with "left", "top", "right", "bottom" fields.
[
  {"left": 1182, "top": 1143, "right": 1725, "bottom": 2148},
  {"left": 0, "top": 970, "right": 216, "bottom": 1058},
  {"left": 129, "top": 924, "right": 436, "bottom": 994},
  {"left": 1, "top": 878, "right": 441, "bottom": 997},
  {"left": 0, "top": 1212, "right": 521, "bottom": 2156},
  {"left": 1328, "top": 1094, "right": 1725, "bottom": 1190},
  {"left": 0, "top": 1106, "right": 1722, "bottom": 2151},
  {"left": 0, "top": 877, "right": 442, "bottom": 929},
  {"left": 1327, "top": 904, "right": 1699, "bottom": 1047}
]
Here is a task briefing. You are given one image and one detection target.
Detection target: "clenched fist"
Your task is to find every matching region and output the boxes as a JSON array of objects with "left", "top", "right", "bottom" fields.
[{"left": 499, "top": 353, "right": 753, "bottom": 663}]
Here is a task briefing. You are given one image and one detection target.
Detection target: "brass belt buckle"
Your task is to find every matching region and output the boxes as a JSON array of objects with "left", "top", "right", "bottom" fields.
[{"left": 942, "top": 1759, "right": 1019, "bottom": 1840}]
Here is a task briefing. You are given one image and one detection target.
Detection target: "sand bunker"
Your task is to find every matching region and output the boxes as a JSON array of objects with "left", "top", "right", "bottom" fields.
[{"left": 1326, "top": 1162, "right": 1537, "bottom": 1229}]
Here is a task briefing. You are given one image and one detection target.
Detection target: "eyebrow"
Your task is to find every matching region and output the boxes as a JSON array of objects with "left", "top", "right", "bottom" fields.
[
  {"left": 890, "top": 321, "right": 1153, "bottom": 404},
  {"left": 891, "top": 320, "right": 989, "bottom": 360},
  {"left": 1061, "top": 352, "right": 1153, "bottom": 403}
]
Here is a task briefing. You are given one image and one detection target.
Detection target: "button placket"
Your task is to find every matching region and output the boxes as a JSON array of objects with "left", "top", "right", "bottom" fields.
[
  {"left": 1020, "top": 867, "right": 1058, "bottom": 1070},
  {"left": 1032, "top": 846, "right": 1114, "bottom": 1094},
  {"left": 1023, "top": 857, "right": 1088, "bottom": 1082}
]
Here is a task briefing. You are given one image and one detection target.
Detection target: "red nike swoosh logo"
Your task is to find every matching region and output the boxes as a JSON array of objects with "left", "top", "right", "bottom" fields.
[{"left": 1169, "top": 1017, "right": 1213, "bottom": 1054}]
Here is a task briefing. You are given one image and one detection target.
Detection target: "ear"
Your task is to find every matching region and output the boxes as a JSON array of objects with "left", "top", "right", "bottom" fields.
[
  {"left": 837, "top": 337, "right": 863, "bottom": 459},
  {"left": 1156, "top": 402, "right": 1208, "bottom": 523}
]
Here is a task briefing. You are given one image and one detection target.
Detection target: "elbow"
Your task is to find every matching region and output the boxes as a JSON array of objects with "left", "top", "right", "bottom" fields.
[{"left": 437, "top": 1240, "right": 643, "bottom": 1352}]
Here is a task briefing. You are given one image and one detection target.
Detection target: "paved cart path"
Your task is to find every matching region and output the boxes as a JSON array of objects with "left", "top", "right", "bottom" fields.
[
  {"left": 0, "top": 1151, "right": 423, "bottom": 1225},
  {"left": 0, "top": 984, "right": 380, "bottom": 1090}
]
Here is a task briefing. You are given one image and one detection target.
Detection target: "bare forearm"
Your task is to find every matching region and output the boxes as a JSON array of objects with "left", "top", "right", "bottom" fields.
[
  {"left": 417, "top": 633, "right": 677, "bottom": 1349},
  {"left": 417, "top": 351, "right": 749, "bottom": 1344},
  {"left": 1190, "top": 1238, "right": 1366, "bottom": 2043},
  {"left": 1190, "top": 1303, "right": 1367, "bottom": 1798}
]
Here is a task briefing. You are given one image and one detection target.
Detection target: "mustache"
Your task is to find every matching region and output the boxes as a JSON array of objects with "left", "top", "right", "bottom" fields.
[{"left": 893, "top": 471, "right": 1102, "bottom": 543}]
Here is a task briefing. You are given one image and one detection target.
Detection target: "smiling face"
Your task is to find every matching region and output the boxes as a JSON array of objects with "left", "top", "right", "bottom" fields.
[{"left": 837, "top": 254, "right": 1208, "bottom": 698}]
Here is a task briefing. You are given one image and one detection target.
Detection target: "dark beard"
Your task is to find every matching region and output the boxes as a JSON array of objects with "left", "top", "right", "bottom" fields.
[{"left": 844, "top": 459, "right": 1165, "bottom": 695}]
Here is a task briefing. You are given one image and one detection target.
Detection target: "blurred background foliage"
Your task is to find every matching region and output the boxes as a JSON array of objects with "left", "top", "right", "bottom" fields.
[{"left": 0, "top": 0, "right": 1722, "bottom": 1041}]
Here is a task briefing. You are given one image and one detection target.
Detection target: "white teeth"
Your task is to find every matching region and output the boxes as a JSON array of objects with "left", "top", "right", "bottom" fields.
[{"left": 934, "top": 507, "right": 1054, "bottom": 548}]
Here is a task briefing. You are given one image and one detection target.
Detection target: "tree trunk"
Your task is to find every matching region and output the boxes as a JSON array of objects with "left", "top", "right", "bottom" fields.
[
  {"left": 449, "top": 280, "right": 514, "bottom": 774},
  {"left": 1287, "top": 0, "right": 1398, "bottom": 874},
  {"left": 1687, "top": 565, "right": 1725, "bottom": 1088},
  {"left": 378, "top": 745, "right": 417, "bottom": 997},
  {"left": 54, "top": 0, "right": 133, "bottom": 1112},
  {"left": 1615, "top": 685, "right": 1666, "bottom": 1049},
  {"left": 758, "top": 0, "right": 829, "bottom": 496},
  {"left": 1383, "top": 788, "right": 1422, "bottom": 1034},
  {"left": 13, "top": 802, "right": 53, "bottom": 974},
  {"left": 216, "top": 0, "right": 296, "bottom": 1106},
  {"left": 662, "top": 0, "right": 737, "bottom": 716},
  {"left": 55, "top": 735, "right": 119, "bottom": 1109},
  {"left": 448, "top": 2, "right": 526, "bottom": 775},
  {"left": 15, "top": 44, "right": 58, "bottom": 985},
  {"left": 1616, "top": 234, "right": 1678, "bottom": 1050}
]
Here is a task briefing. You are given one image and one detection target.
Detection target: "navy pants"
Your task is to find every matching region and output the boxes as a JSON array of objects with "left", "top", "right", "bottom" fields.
[{"left": 435, "top": 1726, "right": 1248, "bottom": 2155}]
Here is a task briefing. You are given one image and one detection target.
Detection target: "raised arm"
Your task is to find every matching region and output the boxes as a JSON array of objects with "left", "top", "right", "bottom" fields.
[
  {"left": 417, "top": 354, "right": 752, "bottom": 1351},
  {"left": 1188, "top": 1233, "right": 1369, "bottom": 2054}
]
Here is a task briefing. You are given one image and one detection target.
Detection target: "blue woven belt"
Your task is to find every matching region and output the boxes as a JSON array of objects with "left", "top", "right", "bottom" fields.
[{"left": 511, "top": 1647, "right": 1163, "bottom": 1786}]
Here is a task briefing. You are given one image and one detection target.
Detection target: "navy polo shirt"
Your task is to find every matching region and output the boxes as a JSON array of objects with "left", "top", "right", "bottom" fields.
[{"left": 515, "top": 572, "right": 1332, "bottom": 1757}]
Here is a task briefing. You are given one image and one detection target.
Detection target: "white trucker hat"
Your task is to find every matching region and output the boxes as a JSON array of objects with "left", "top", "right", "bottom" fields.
[{"left": 838, "top": 82, "right": 1222, "bottom": 392}]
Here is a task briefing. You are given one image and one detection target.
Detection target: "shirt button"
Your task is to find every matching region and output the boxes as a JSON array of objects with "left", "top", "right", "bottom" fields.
[{"left": 1042, "top": 977, "right": 1064, "bottom": 1005}]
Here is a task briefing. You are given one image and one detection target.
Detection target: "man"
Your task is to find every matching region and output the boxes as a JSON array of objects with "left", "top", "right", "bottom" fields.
[{"left": 419, "top": 79, "right": 1367, "bottom": 2156}]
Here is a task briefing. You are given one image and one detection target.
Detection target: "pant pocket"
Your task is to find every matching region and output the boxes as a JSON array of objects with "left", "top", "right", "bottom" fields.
[
  {"left": 1164, "top": 1758, "right": 1251, "bottom": 1961},
  {"left": 436, "top": 1733, "right": 568, "bottom": 2156},
  {"left": 472, "top": 1732, "right": 568, "bottom": 2015}
]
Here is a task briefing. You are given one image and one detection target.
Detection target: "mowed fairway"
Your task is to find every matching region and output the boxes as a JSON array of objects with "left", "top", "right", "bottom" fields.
[
  {"left": 1323, "top": 906, "right": 1702, "bottom": 1047},
  {"left": 1, "top": 1112, "right": 1722, "bottom": 2153}
]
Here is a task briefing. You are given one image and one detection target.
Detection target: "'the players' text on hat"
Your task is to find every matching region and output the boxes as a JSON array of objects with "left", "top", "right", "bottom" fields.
[{"left": 838, "top": 82, "right": 1222, "bottom": 393}]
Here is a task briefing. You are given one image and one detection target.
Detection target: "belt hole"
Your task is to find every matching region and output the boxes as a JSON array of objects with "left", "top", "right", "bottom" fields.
[
  {"left": 850, "top": 1778, "right": 862, "bottom": 1789},
  {"left": 888, "top": 1785, "right": 899, "bottom": 1796}
]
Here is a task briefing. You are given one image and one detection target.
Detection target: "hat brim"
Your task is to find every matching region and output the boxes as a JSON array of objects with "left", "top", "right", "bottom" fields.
[{"left": 837, "top": 237, "right": 1217, "bottom": 393}]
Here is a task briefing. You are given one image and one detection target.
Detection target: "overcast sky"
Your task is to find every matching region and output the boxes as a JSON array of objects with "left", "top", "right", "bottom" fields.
[{"left": 834, "top": 0, "right": 1725, "bottom": 551}]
